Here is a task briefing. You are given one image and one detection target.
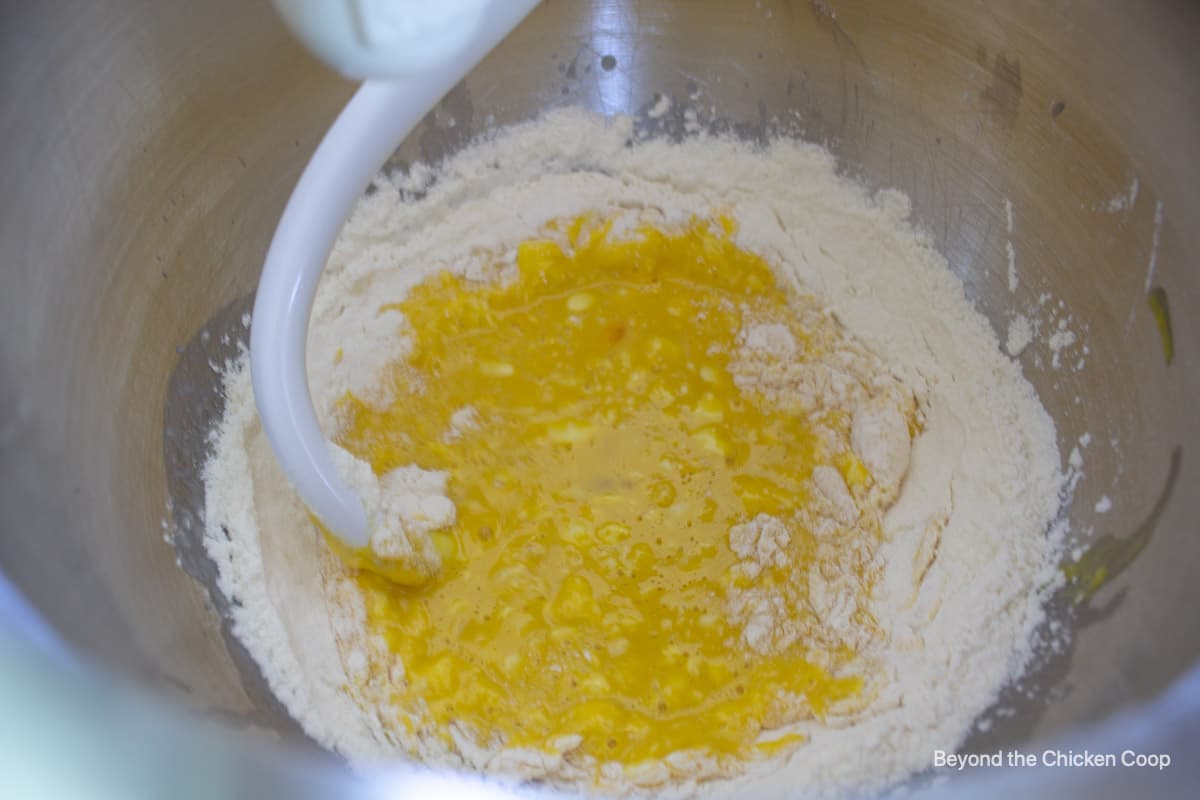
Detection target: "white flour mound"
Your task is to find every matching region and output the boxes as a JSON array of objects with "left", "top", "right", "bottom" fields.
[{"left": 203, "top": 109, "right": 1066, "bottom": 797}]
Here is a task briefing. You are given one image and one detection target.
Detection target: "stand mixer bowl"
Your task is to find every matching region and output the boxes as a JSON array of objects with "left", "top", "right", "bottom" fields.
[{"left": 0, "top": 0, "right": 1197, "bottom": 796}]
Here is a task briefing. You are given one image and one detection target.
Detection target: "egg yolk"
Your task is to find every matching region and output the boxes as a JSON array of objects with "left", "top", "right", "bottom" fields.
[{"left": 334, "top": 216, "right": 871, "bottom": 771}]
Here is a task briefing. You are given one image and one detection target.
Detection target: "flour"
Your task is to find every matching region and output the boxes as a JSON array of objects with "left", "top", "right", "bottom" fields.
[
  {"left": 1144, "top": 200, "right": 1165, "bottom": 292},
  {"left": 334, "top": 450, "right": 451, "bottom": 577},
  {"left": 1004, "top": 199, "right": 1018, "bottom": 293},
  {"left": 740, "top": 322, "right": 797, "bottom": 360},
  {"left": 727, "top": 514, "right": 799, "bottom": 654},
  {"left": 1104, "top": 176, "right": 1139, "bottom": 213},
  {"left": 850, "top": 397, "right": 913, "bottom": 505},
  {"left": 1006, "top": 314, "right": 1034, "bottom": 356},
  {"left": 202, "top": 109, "right": 1066, "bottom": 798},
  {"left": 443, "top": 406, "right": 480, "bottom": 442},
  {"left": 1048, "top": 326, "right": 1077, "bottom": 370},
  {"left": 725, "top": 303, "right": 919, "bottom": 671},
  {"left": 647, "top": 93, "right": 672, "bottom": 119}
]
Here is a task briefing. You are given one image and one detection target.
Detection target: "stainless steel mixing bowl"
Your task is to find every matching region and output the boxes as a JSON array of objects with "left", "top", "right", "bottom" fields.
[{"left": 1, "top": 0, "right": 1197, "bottom": 796}]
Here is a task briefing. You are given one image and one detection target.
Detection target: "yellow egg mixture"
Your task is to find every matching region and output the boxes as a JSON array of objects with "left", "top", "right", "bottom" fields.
[{"left": 333, "top": 217, "right": 891, "bottom": 773}]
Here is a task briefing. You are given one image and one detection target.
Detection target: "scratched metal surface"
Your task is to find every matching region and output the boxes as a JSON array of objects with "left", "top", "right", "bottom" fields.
[{"left": 1, "top": 0, "right": 1197, "bottom": 795}]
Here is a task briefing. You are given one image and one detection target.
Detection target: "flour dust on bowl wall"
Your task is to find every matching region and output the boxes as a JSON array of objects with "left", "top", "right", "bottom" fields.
[{"left": 2, "top": 2, "right": 1198, "bottom": 800}]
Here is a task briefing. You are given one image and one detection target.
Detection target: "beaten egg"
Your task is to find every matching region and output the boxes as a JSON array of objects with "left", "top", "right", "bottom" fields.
[{"left": 333, "top": 216, "right": 884, "bottom": 771}]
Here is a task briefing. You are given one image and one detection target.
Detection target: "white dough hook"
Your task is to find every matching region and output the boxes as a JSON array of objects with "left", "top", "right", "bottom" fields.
[{"left": 251, "top": 0, "right": 541, "bottom": 549}]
